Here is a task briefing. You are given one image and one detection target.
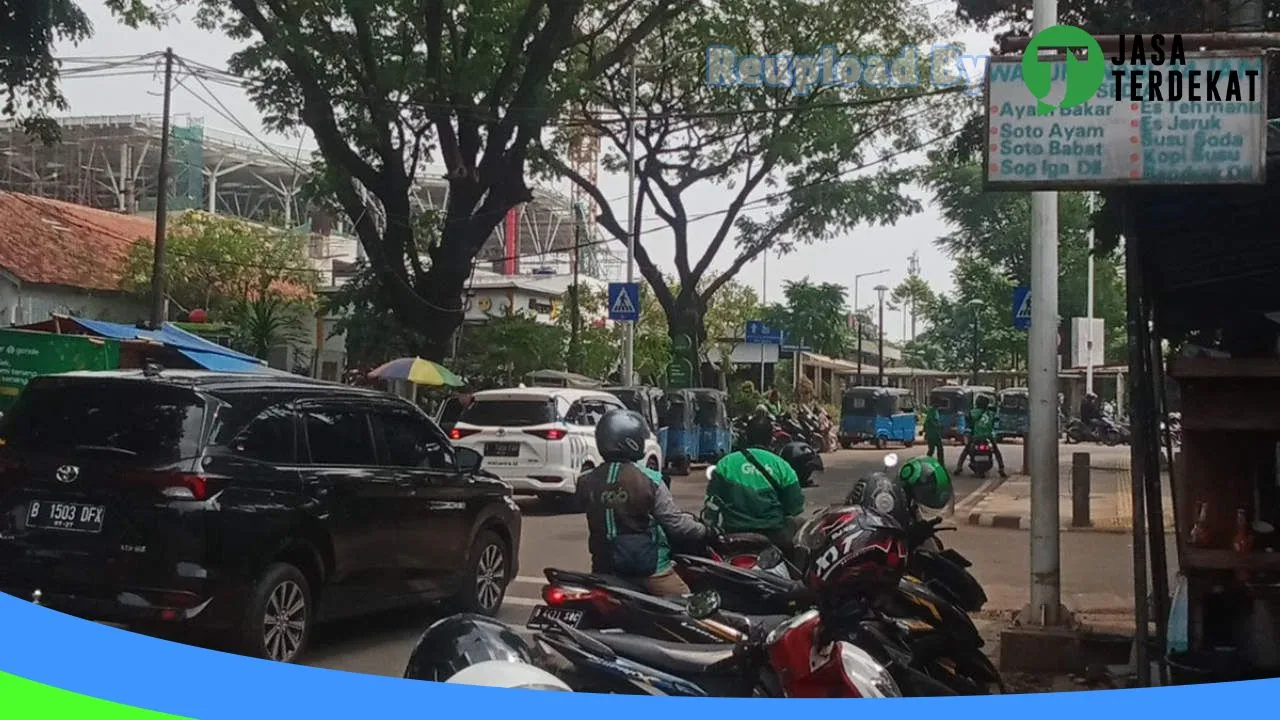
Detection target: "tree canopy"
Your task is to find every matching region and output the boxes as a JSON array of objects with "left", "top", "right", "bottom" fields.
[
  {"left": 536, "top": 0, "right": 963, "bottom": 365},
  {"left": 191, "top": 0, "right": 684, "bottom": 360},
  {"left": 759, "top": 279, "right": 851, "bottom": 358}
]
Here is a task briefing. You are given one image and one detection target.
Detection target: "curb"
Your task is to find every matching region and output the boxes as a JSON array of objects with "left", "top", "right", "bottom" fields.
[{"left": 964, "top": 512, "right": 1176, "bottom": 534}]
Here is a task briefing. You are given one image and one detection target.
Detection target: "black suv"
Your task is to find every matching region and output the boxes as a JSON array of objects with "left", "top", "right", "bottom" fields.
[{"left": 0, "top": 370, "right": 521, "bottom": 663}]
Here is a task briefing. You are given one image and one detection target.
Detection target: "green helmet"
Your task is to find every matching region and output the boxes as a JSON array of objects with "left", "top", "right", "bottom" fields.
[{"left": 899, "top": 456, "right": 952, "bottom": 510}]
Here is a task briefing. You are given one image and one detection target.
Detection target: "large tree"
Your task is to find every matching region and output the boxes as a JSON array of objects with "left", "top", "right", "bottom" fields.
[
  {"left": 537, "top": 0, "right": 962, "bottom": 365},
  {"left": 193, "top": 0, "right": 684, "bottom": 360},
  {"left": 904, "top": 157, "right": 1127, "bottom": 371},
  {"left": 759, "top": 279, "right": 851, "bottom": 358}
]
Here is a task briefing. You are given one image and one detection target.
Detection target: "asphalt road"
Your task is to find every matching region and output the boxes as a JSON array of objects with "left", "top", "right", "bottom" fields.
[{"left": 300, "top": 442, "right": 996, "bottom": 677}]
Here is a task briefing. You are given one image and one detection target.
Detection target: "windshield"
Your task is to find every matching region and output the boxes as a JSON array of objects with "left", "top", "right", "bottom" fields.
[
  {"left": 1001, "top": 394, "right": 1029, "bottom": 411},
  {"left": 1, "top": 378, "right": 207, "bottom": 465},
  {"left": 666, "top": 398, "right": 690, "bottom": 428},
  {"left": 458, "top": 399, "right": 557, "bottom": 427},
  {"left": 694, "top": 395, "right": 721, "bottom": 425}
]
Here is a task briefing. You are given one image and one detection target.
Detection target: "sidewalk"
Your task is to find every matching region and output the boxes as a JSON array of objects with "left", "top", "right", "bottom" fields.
[{"left": 965, "top": 460, "right": 1175, "bottom": 533}]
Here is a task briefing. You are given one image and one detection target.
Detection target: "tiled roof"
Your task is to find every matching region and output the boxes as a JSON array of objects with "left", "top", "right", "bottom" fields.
[{"left": 0, "top": 191, "right": 153, "bottom": 292}]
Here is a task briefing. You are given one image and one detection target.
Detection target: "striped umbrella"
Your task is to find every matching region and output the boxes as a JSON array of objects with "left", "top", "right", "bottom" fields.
[{"left": 368, "top": 357, "right": 464, "bottom": 387}]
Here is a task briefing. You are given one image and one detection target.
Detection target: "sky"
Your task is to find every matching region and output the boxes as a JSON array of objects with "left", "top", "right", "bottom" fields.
[{"left": 54, "top": 1, "right": 996, "bottom": 343}]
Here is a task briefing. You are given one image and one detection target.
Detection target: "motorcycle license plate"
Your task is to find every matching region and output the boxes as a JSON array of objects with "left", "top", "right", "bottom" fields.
[
  {"left": 526, "top": 605, "right": 583, "bottom": 630},
  {"left": 973, "top": 453, "right": 991, "bottom": 463}
]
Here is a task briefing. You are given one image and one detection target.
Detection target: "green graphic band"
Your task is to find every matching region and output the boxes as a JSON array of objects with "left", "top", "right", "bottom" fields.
[{"left": 0, "top": 671, "right": 190, "bottom": 719}]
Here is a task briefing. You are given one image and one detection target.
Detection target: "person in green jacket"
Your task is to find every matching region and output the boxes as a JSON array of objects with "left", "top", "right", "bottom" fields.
[
  {"left": 764, "top": 388, "right": 783, "bottom": 417},
  {"left": 923, "top": 403, "right": 945, "bottom": 466},
  {"left": 702, "top": 414, "right": 805, "bottom": 551},
  {"left": 955, "top": 395, "right": 1007, "bottom": 477}
]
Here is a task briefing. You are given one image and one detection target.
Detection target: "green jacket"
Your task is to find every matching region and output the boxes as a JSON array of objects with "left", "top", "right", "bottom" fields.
[
  {"left": 967, "top": 408, "right": 997, "bottom": 441},
  {"left": 924, "top": 407, "right": 942, "bottom": 441},
  {"left": 702, "top": 448, "right": 805, "bottom": 533}
]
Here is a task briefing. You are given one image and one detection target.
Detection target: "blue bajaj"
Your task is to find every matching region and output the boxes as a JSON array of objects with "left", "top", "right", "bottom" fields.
[
  {"left": 996, "top": 387, "right": 1028, "bottom": 441},
  {"left": 840, "top": 387, "right": 918, "bottom": 449},
  {"left": 928, "top": 386, "right": 968, "bottom": 443},
  {"left": 662, "top": 389, "right": 698, "bottom": 476},
  {"left": 692, "top": 388, "right": 732, "bottom": 463}
]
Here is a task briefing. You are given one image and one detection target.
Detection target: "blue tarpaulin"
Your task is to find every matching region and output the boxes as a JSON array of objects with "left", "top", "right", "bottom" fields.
[{"left": 66, "top": 318, "right": 275, "bottom": 374}]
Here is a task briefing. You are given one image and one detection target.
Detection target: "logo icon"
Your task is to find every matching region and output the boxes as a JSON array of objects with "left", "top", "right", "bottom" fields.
[
  {"left": 55, "top": 465, "right": 79, "bottom": 484},
  {"left": 1021, "top": 25, "right": 1105, "bottom": 115}
]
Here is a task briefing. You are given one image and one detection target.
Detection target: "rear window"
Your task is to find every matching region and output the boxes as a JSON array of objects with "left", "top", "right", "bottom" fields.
[
  {"left": 930, "top": 394, "right": 954, "bottom": 411},
  {"left": 459, "top": 399, "right": 556, "bottom": 427},
  {"left": 1001, "top": 394, "right": 1028, "bottom": 411},
  {"left": 2, "top": 379, "right": 207, "bottom": 465}
]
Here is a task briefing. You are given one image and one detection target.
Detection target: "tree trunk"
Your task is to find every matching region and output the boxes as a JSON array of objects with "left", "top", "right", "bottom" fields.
[{"left": 666, "top": 291, "right": 707, "bottom": 385}]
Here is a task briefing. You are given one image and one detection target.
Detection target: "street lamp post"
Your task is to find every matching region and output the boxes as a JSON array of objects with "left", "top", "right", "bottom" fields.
[
  {"left": 968, "top": 299, "right": 984, "bottom": 385},
  {"left": 874, "top": 284, "right": 889, "bottom": 386},
  {"left": 852, "top": 268, "right": 890, "bottom": 385}
]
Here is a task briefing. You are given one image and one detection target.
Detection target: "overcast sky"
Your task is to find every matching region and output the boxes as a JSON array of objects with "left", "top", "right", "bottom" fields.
[{"left": 56, "top": 1, "right": 996, "bottom": 342}]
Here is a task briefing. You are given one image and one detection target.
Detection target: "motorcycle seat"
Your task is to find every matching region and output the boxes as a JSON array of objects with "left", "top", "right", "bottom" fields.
[
  {"left": 581, "top": 631, "right": 741, "bottom": 676},
  {"left": 714, "top": 533, "right": 774, "bottom": 552},
  {"left": 546, "top": 568, "right": 649, "bottom": 594},
  {"left": 717, "top": 611, "right": 791, "bottom": 640}
]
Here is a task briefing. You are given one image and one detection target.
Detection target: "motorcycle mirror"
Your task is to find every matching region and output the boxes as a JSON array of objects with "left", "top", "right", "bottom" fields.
[
  {"left": 883, "top": 453, "right": 900, "bottom": 469},
  {"left": 704, "top": 466, "right": 715, "bottom": 481},
  {"left": 685, "top": 590, "right": 722, "bottom": 619},
  {"left": 757, "top": 547, "right": 785, "bottom": 570}
]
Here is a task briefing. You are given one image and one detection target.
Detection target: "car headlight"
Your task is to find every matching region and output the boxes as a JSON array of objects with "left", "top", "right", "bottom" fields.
[
  {"left": 872, "top": 490, "right": 896, "bottom": 514},
  {"left": 838, "top": 642, "right": 901, "bottom": 697}
]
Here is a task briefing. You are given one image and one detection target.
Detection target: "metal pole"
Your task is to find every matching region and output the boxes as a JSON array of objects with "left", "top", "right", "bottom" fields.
[
  {"left": 854, "top": 276, "right": 861, "bottom": 385},
  {"left": 1027, "top": 0, "right": 1062, "bottom": 628},
  {"left": 972, "top": 307, "right": 980, "bottom": 385},
  {"left": 760, "top": 253, "right": 767, "bottom": 392},
  {"left": 570, "top": 203, "right": 582, "bottom": 373},
  {"left": 622, "top": 56, "right": 637, "bottom": 386},
  {"left": 1086, "top": 194, "right": 1095, "bottom": 395},
  {"left": 876, "top": 286, "right": 887, "bottom": 387},
  {"left": 148, "top": 48, "right": 175, "bottom": 328}
]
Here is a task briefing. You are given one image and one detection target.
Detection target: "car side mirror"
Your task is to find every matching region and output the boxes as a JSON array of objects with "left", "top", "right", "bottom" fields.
[
  {"left": 455, "top": 447, "right": 482, "bottom": 474},
  {"left": 685, "top": 590, "right": 721, "bottom": 619}
]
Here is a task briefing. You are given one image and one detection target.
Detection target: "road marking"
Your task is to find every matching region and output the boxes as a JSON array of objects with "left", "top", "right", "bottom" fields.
[
  {"left": 954, "top": 474, "right": 1004, "bottom": 515},
  {"left": 504, "top": 597, "right": 541, "bottom": 608},
  {"left": 515, "top": 575, "right": 544, "bottom": 585}
]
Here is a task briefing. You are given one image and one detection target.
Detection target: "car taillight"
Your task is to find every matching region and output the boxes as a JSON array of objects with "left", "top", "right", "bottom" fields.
[
  {"left": 449, "top": 428, "right": 480, "bottom": 440},
  {"left": 729, "top": 554, "right": 758, "bottom": 568},
  {"left": 525, "top": 428, "right": 566, "bottom": 440},
  {"left": 542, "top": 585, "right": 607, "bottom": 605},
  {"left": 124, "top": 471, "right": 220, "bottom": 501}
]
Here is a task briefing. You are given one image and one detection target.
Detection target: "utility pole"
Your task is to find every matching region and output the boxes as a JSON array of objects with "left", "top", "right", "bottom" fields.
[
  {"left": 149, "top": 47, "right": 175, "bottom": 328},
  {"left": 852, "top": 268, "right": 889, "bottom": 386},
  {"left": 621, "top": 56, "right": 638, "bottom": 387},
  {"left": 969, "top": 299, "right": 984, "bottom": 385},
  {"left": 759, "top": 252, "right": 767, "bottom": 392},
  {"left": 1027, "top": 0, "right": 1063, "bottom": 628},
  {"left": 1085, "top": 193, "right": 1095, "bottom": 395},
  {"left": 569, "top": 202, "right": 582, "bottom": 373},
  {"left": 875, "top": 285, "right": 888, "bottom": 386}
]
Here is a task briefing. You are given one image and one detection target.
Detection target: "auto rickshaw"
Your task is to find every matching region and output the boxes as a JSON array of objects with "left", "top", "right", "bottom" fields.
[
  {"left": 605, "top": 385, "right": 668, "bottom": 459},
  {"left": 928, "top": 386, "right": 969, "bottom": 442},
  {"left": 996, "top": 387, "right": 1029, "bottom": 441},
  {"left": 691, "top": 388, "right": 732, "bottom": 463},
  {"left": 840, "top": 386, "right": 918, "bottom": 449},
  {"left": 662, "top": 389, "right": 698, "bottom": 475}
]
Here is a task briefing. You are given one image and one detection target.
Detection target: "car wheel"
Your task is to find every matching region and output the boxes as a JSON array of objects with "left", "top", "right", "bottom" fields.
[
  {"left": 239, "top": 562, "right": 312, "bottom": 664},
  {"left": 450, "top": 530, "right": 510, "bottom": 616}
]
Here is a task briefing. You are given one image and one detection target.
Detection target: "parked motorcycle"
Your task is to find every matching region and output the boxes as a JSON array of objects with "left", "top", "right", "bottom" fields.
[{"left": 1065, "top": 416, "right": 1129, "bottom": 446}]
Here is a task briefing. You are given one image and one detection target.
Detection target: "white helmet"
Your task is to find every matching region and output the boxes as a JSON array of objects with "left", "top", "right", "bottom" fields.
[{"left": 445, "top": 660, "right": 571, "bottom": 691}]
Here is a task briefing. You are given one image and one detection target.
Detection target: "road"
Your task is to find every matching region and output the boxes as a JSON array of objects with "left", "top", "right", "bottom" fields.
[{"left": 300, "top": 443, "right": 997, "bottom": 677}]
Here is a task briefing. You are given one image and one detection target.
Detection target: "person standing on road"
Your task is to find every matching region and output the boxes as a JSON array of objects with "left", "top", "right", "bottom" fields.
[
  {"left": 923, "top": 401, "right": 945, "bottom": 466},
  {"left": 578, "top": 409, "right": 709, "bottom": 596},
  {"left": 702, "top": 414, "right": 806, "bottom": 553},
  {"left": 954, "top": 395, "right": 1007, "bottom": 478}
]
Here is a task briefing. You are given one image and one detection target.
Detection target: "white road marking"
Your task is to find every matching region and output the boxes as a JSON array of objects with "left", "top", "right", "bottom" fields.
[
  {"left": 514, "top": 575, "right": 544, "bottom": 585},
  {"left": 503, "top": 597, "right": 542, "bottom": 608}
]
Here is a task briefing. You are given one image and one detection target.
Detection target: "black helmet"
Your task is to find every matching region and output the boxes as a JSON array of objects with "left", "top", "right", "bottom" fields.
[
  {"left": 975, "top": 395, "right": 991, "bottom": 410},
  {"left": 595, "top": 408, "right": 647, "bottom": 463},
  {"left": 745, "top": 414, "right": 774, "bottom": 447},
  {"left": 404, "top": 614, "right": 540, "bottom": 682},
  {"left": 846, "top": 472, "right": 912, "bottom": 528},
  {"left": 797, "top": 506, "right": 908, "bottom": 622}
]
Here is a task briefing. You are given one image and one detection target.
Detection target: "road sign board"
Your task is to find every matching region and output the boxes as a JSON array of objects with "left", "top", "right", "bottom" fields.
[
  {"left": 984, "top": 53, "right": 1266, "bottom": 190},
  {"left": 1013, "top": 287, "right": 1031, "bottom": 330},
  {"left": 781, "top": 344, "right": 812, "bottom": 353},
  {"left": 607, "top": 283, "right": 640, "bottom": 321},
  {"left": 744, "top": 320, "right": 783, "bottom": 345}
]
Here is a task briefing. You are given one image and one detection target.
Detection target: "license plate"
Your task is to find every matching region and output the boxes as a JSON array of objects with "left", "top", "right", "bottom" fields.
[
  {"left": 526, "top": 605, "right": 583, "bottom": 630},
  {"left": 974, "top": 453, "right": 991, "bottom": 461},
  {"left": 485, "top": 442, "right": 520, "bottom": 458},
  {"left": 27, "top": 500, "right": 106, "bottom": 533}
]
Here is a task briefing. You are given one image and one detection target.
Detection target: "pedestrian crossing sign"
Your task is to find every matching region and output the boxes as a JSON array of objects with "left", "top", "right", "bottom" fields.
[
  {"left": 608, "top": 282, "right": 640, "bottom": 321},
  {"left": 1012, "top": 286, "right": 1031, "bottom": 330}
]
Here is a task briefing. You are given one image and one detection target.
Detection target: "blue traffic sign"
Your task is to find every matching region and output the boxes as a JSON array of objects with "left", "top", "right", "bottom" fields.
[
  {"left": 607, "top": 282, "right": 640, "bottom": 321},
  {"left": 744, "top": 320, "right": 783, "bottom": 345},
  {"left": 1012, "top": 286, "right": 1031, "bottom": 330}
]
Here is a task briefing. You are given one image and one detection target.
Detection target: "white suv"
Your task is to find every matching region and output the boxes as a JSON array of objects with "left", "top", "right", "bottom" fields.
[{"left": 447, "top": 388, "right": 663, "bottom": 506}]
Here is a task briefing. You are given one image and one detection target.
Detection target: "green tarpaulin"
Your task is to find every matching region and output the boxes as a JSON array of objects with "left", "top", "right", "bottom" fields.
[{"left": 0, "top": 330, "right": 120, "bottom": 411}]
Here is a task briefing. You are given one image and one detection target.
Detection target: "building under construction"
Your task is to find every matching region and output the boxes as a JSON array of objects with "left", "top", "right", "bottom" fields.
[{"left": 0, "top": 114, "right": 617, "bottom": 278}]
